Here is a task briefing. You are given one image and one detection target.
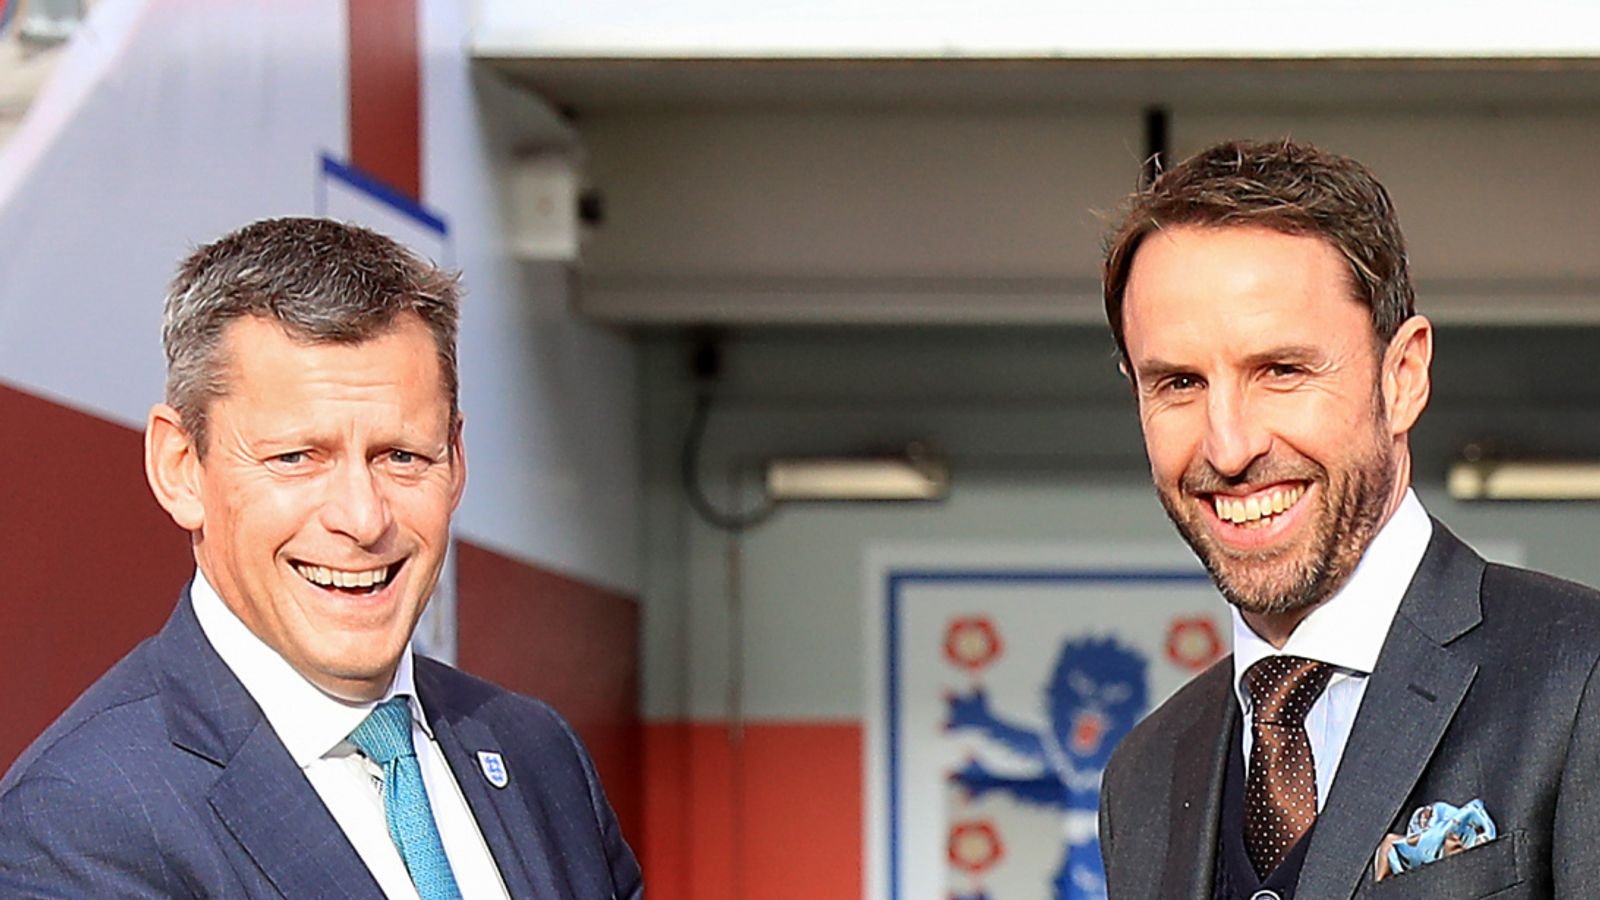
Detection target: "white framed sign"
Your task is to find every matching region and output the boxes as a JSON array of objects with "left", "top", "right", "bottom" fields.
[{"left": 865, "top": 544, "right": 1229, "bottom": 900}]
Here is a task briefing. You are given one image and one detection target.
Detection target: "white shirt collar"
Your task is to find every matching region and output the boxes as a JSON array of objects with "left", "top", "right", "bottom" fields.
[
  {"left": 1232, "top": 488, "right": 1432, "bottom": 711},
  {"left": 189, "top": 569, "right": 432, "bottom": 768}
]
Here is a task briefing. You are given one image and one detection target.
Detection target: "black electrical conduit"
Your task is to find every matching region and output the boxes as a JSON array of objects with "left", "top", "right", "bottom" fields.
[{"left": 680, "top": 387, "right": 777, "bottom": 533}]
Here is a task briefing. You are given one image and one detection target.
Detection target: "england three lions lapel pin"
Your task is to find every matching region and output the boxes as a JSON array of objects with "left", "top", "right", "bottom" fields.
[{"left": 477, "top": 750, "right": 509, "bottom": 788}]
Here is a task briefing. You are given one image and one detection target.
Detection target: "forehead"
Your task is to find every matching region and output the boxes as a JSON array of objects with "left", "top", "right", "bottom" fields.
[
  {"left": 1122, "top": 225, "right": 1370, "bottom": 361},
  {"left": 213, "top": 314, "right": 448, "bottom": 415}
]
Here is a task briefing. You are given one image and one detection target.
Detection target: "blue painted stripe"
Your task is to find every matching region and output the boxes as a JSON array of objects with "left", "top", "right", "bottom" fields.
[
  {"left": 319, "top": 154, "right": 448, "bottom": 236},
  {"left": 886, "top": 570, "right": 902, "bottom": 900}
]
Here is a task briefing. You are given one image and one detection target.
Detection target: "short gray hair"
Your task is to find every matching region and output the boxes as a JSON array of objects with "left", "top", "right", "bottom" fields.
[{"left": 162, "top": 217, "right": 461, "bottom": 454}]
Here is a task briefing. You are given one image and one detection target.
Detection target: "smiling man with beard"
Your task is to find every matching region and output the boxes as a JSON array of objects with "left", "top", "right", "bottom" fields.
[{"left": 1095, "top": 140, "right": 1600, "bottom": 900}]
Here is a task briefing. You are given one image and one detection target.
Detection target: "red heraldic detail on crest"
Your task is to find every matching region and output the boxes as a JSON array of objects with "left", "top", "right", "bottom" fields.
[
  {"left": 1166, "top": 616, "right": 1224, "bottom": 672},
  {"left": 948, "top": 820, "right": 1005, "bottom": 874},
  {"left": 943, "top": 616, "right": 1004, "bottom": 673}
]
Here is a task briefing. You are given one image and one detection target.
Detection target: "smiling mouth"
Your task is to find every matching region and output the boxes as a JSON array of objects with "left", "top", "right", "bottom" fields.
[
  {"left": 291, "top": 560, "right": 400, "bottom": 595},
  {"left": 1211, "top": 484, "right": 1306, "bottom": 529}
]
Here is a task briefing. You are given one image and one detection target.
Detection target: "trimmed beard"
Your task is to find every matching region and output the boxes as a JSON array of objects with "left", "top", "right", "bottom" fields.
[{"left": 1158, "top": 428, "right": 1396, "bottom": 619}]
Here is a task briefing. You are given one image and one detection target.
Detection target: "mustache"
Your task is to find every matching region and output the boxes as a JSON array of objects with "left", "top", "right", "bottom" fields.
[{"left": 1179, "top": 457, "right": 1323, "bottom": 495}]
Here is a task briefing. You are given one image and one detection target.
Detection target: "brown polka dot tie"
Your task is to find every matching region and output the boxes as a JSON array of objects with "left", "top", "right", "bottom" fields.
[{"left": 1244, "top": 655, "right": 1334, "bottom": 877}]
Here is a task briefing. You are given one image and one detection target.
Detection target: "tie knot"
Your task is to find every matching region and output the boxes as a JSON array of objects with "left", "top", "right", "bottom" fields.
[
  {"left": 1245, "top": 655, "right": 1333, "bottom": 723},
  {"left": 348, "top": 696, "right": 417, "bottom": 765}
]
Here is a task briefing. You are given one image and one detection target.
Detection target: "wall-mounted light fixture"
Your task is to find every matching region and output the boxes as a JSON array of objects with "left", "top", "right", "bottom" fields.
[
  {"left": 766, "top": 447, "right": 949, "bottom": 502},
  {"left": 1447, "top": 459, "right": 1600, "bottom": 501}
]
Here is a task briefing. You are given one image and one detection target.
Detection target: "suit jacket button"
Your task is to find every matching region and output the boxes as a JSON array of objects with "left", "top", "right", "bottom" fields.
[{"left": 1250, "top": 892, "right": 1282, "bottom": 900}]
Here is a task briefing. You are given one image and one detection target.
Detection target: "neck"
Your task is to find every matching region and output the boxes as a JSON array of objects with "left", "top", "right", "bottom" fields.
[
  {"left": 1241, "top": 606, "right": 1316, "bottom": 649},
  {"left": 1243, "top": 459, "right": 1413, "bottom": 649}
]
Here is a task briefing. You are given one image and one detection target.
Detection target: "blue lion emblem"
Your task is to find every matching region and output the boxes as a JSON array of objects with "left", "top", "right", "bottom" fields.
[{"left": 945, "top": 636, "right": 1149, "bottom": 899}]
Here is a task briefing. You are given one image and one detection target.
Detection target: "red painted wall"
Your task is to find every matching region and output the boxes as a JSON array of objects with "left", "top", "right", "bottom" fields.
[
  {"left": 348, "top": 0, "right": 421, "bottom": 200},
  {"left": 0, "top": 383, "right": 192, "bottom": 769},
  {"left": 454, "top": 541, "right": 643, "bottom": 844},
  {"left": 642, "top": 721, "right": 863, "bottom": 900}
]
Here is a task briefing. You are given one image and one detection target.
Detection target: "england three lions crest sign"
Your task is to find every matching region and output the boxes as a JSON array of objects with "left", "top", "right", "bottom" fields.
[{"left": 866, "top": 546, "right": 1230, "bottom": 900}]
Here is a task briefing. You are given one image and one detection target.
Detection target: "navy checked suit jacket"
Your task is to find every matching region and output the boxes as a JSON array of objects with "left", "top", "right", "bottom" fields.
[
  {"left": 0, "top": 592, "right": 643, "bottom": 898},
  {"left": 1099, "top": 522, "right": 1600, "bottom": 899}
]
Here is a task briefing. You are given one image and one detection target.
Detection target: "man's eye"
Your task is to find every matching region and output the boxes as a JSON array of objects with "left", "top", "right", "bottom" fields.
[
  {"left": 274, "top": 451, "right": 306, "bottom": 465},
  {"left": 1163, "top": 374, "right": 1201, "bottom": 392},
  {"left": 389, "top": 450, "right": 431, "bottom": 467}
]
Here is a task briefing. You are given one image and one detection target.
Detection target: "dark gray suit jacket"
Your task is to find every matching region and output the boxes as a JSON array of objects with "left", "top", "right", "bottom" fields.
[
  {"left": 1099, "top": 522, "right": 1600, "bottom": 899},
  {"left": 0, "top": 592, "right": 643, "bottom": 898}
]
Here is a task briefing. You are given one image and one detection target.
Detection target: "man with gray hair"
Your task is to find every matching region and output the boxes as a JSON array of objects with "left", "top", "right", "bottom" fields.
[{"left": 0, "top": 217, "right": 642, "bottom": 898}]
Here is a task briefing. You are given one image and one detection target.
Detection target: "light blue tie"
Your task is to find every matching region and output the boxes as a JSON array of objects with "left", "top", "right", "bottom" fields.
[{"left": 348, "top": 696, "right": 463, "bottom": 900}]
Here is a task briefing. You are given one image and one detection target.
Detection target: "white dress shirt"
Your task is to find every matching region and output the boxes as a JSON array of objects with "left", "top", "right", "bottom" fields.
[
  {"left": 191, "top": 572, "right": 510, "bottom": 899},
  {"left": 1231, "top": 488, "right": 1432, "bottom": 811}
]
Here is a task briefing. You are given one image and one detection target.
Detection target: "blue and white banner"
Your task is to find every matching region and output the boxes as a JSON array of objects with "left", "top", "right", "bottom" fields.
[{"left": 865, "top": 544, "right": 1230, "bottom": 900}]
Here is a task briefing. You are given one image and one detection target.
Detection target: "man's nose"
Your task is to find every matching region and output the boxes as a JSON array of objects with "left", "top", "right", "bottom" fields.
[
  {"left": 1202, "top": 390, "right": 1270, "bottom": 478},
  {"left": 320, "top": 462, "right": 393, "bottom": 546}
]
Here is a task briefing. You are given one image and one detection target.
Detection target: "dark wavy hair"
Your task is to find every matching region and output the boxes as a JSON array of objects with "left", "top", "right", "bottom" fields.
[{"left": 1103, "top": 138, "right": 1414, "bottom": 362}]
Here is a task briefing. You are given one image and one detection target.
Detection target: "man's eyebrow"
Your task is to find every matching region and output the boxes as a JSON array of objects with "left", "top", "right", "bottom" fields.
[
  {"left": 1241, "top": 345, "right": 1322, "bottom": 367},
  {"left": 1130, "top": 358, "right": 1192, "bottom": 384},
  {"left": 1131, "top": 345, "right": 1326, "bottom": 383}
]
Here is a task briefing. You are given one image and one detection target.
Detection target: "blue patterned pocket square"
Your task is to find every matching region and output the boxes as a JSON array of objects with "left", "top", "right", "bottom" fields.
[{"left": 1373, "top": 799, "right": 1497, "bottom": 881}]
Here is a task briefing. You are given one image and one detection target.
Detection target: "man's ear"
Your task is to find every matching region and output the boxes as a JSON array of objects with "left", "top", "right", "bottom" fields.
[
  {"left": 145, "top": 403, "right": 206, "bottom": 531},
  {"left": 1382, "top": 314, "right": 1433, "bottom": 437}
]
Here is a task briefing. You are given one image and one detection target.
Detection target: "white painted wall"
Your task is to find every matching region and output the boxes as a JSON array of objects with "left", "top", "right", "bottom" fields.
[
  {"left": 640, "top": 326, "right": 1600, "bottom": 723},
  {"left": 475, "top": 0, "right": 1600, "bottom": 58},
  {"left": 423, "top": 7, "right": 639, "bottom": 592},
  {"left": 0, "top": 0, "right": 640, "bottom": 596},
  {"left": 0, "top": 0, "right": 347, "bottom": 426}
]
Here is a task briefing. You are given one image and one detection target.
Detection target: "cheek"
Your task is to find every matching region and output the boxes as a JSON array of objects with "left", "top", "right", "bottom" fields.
[
  {"left": 389, "top": 488, "right": 455, "bottom": 538},
  {"left": 211, "top": 484, "right": 311, "bottom": 558},
  {"left": 1139, "top": 412, "right": 1199, "bottom": 482},
  {"left": 1269, "top": 393, "right": 1376, "bottom": 456}
]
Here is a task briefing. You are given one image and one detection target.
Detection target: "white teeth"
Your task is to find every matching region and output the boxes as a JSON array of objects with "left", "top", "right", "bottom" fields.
[
  {"left": 1213, "top": 486, "right": 1305, "bottom": 525},
  {"left": 293, "top": 563, "right": 392, "bottom": 589}
]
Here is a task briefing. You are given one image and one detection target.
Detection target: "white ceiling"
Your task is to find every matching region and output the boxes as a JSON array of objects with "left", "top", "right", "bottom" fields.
[
  {"left": 476, "top": 57, "right": 1600, "bottom": 115},
  {"left": 471, "top": 18, "right": 1600, "bottom": 328}
]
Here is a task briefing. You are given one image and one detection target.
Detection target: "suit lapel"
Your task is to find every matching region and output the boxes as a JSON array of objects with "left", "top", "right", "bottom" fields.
[
  {"left": 428, "top": 711, "right": 558, "bottom": 898},
  {"left": 208, "top": 724, "right": 383, "bottom": 897},
  {"left": 153, "top": 593, "right": 379, "bottom": 898},
  {"left": 1160, "top": 662, "right": 1237, "bottom": 900},
  {"left": 1296, "top": 523, "right": 1484, "bottom": 900},
  {"left": 414, "top": 661, "right": 566, "bottom": 897}
]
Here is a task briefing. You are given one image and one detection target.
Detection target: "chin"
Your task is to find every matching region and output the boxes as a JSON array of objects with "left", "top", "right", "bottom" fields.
[
  {"left": 1213, "top": 561, "right": 1329, "bottom": 618},
  {"left": 308, "top": 639, "right": 404, "bottom": 680}
]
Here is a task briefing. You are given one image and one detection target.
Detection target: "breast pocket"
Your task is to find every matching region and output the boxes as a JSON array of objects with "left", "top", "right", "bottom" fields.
[{"left": 1360, "top": 830, "right": 1523, "bottom": 899}]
